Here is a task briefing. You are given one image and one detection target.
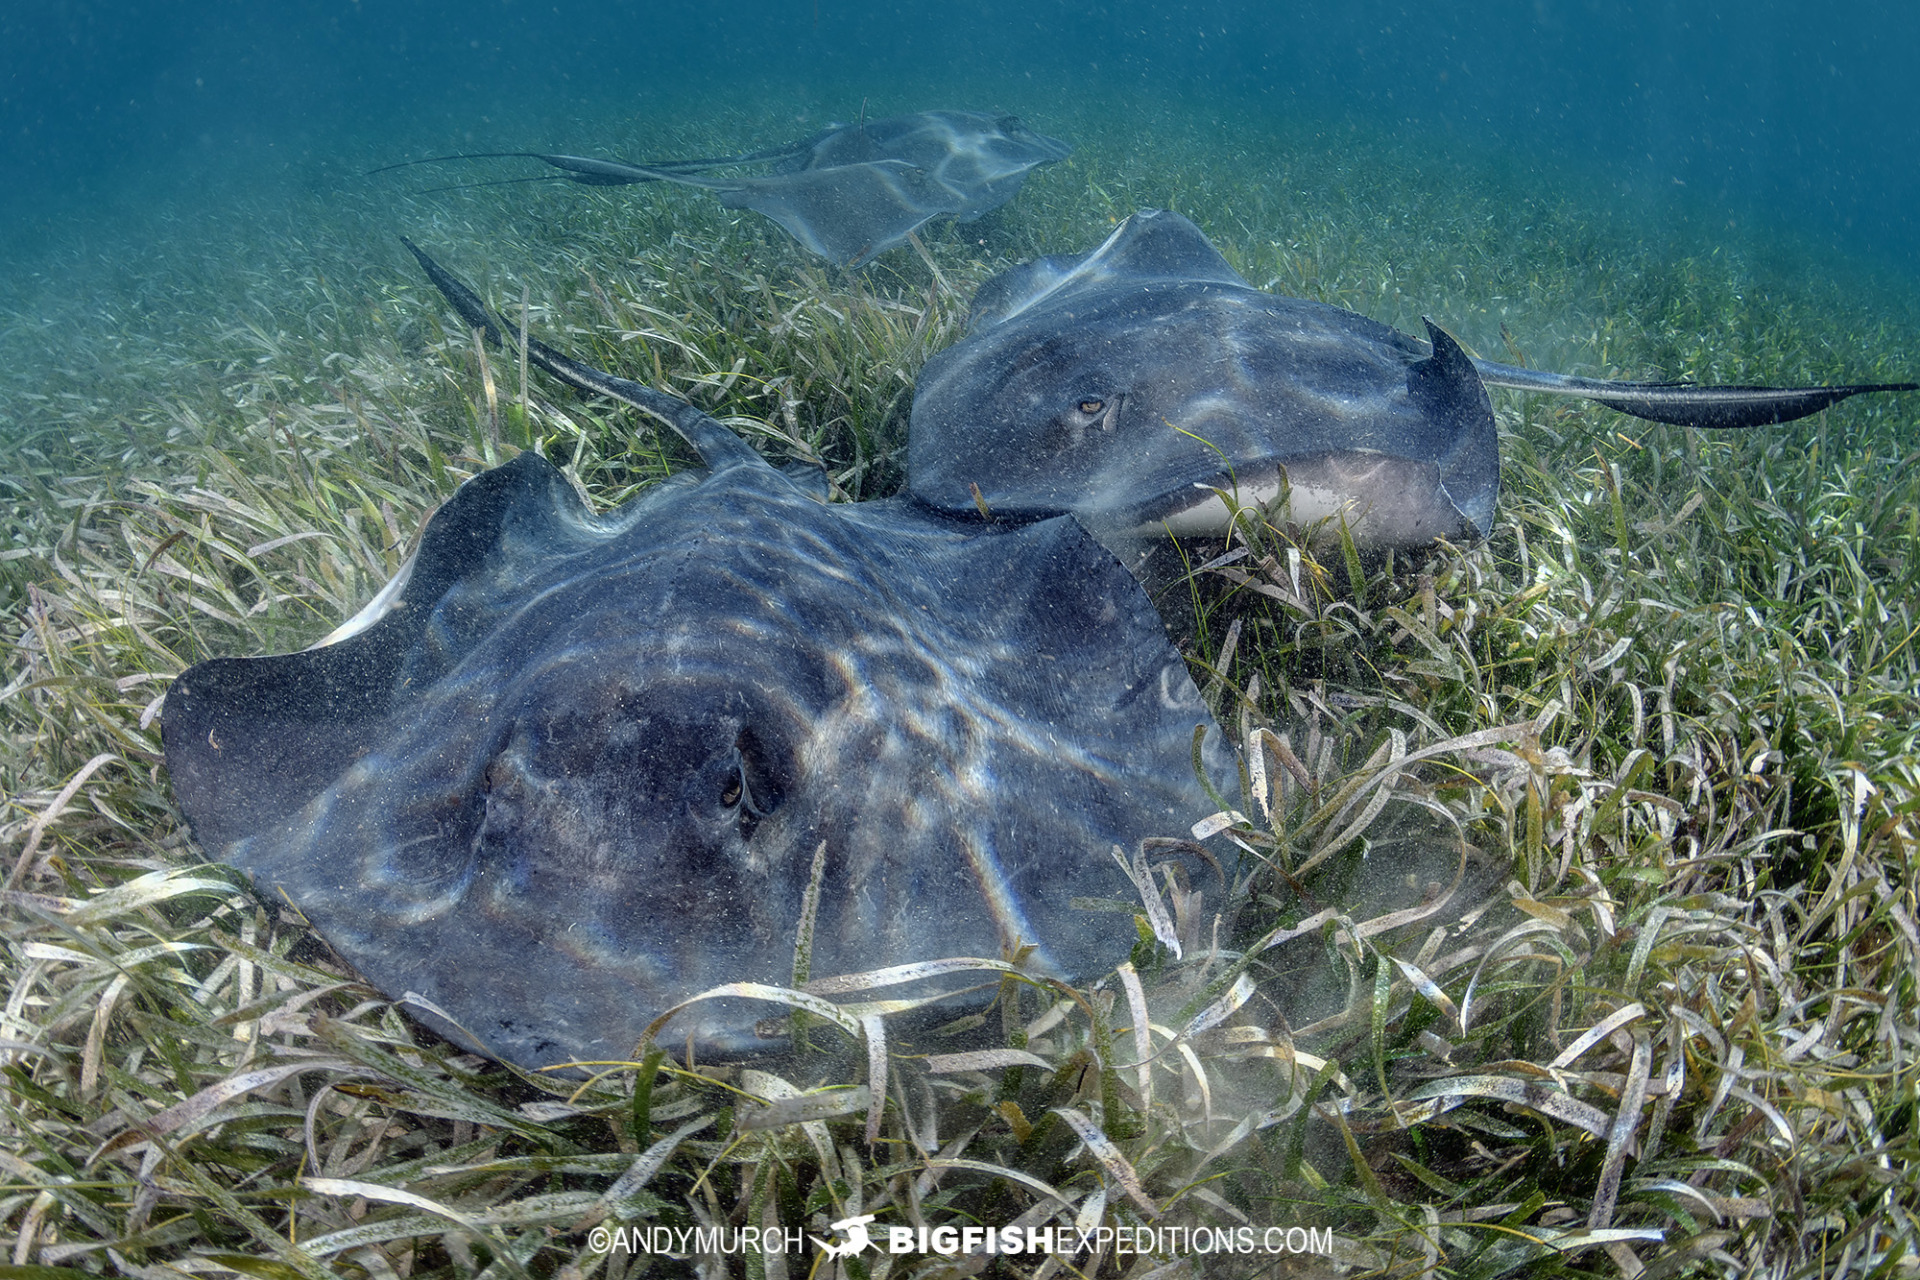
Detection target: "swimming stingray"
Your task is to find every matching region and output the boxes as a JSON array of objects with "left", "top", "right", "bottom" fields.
[
  {"left": 370, "top": 110, "right": 1073, "bottom": 268},
  {"left": 909, "top": 209, "right": 1917, "bottom": 551},
  {"left": 160, "top": 240, "right": 1227, "bottom": 1071}
]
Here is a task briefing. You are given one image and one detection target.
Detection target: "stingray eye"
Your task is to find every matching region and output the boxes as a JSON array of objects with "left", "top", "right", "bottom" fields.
[
  {"left": 729, "top": 730, "right": 785, "bottom": 841},
  {"left": 1077, "top": 398, "right": 1106, "bottom": 416}
]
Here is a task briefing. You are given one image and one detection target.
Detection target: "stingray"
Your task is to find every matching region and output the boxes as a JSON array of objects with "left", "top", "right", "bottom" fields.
[
  {"left": 370, "top": 110, "right": 1073, "bottom": 268},
  {"left": 909, "top": 209, "right": 1917, "bottom": 551},
  {"left": 161, "top": 241, "right": 1228, "bottom": 1071}
]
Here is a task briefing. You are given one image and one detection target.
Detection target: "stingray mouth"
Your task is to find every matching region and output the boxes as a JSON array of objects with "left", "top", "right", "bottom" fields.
[{"left": 1112, "top": 452, "right": 1481, "bottom": 550}]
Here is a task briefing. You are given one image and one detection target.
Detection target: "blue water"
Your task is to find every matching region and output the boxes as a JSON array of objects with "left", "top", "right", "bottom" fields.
[{"left": 3, "top": 1, "right": 1915, "bottom": 274}]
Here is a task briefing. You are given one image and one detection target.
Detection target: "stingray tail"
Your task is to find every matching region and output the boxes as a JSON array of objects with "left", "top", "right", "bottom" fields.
[
  {"left": 370, "top": 141, "right": 814, "bottom": 185},
  {"left": 1471, "top": 357, "right": 1916, "bottom": 429},
  {"left": 400, "top": 238, "right": 763, "bottom": 471},
  {"left": 624, "top": 136, "right": 822, "bottom": 172},
  {"left": 370, "top": 151, "right": 682, "bottom": 187},
  {"left": 366, "top": 152, "right": 588, "bottom": 178}
]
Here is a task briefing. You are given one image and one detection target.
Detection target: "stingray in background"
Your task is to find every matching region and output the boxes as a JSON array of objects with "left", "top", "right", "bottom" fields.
[
  {"left": 909, "top": 210, "right": 1917, "bottom": 552},
  {"left": 370, "top": 110, "right": 1074, "bottom": 268},
  {"left": 160, "top": 240, "right": 1229, "bottom": 1071}
]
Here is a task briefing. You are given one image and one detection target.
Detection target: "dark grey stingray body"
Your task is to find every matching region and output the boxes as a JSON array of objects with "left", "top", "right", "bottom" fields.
[
  {"left": 913, "top": 210, "right": 1502, "bottom": 548},
  {"left": 372, "top": 111, "right": 1073, "bottom": 268},
  {"left": 910, "top": 210, "right": 1915, "bottom": 550},
  {"left": 163, "top": 250, "right": 1225, "bottom": 1072}
]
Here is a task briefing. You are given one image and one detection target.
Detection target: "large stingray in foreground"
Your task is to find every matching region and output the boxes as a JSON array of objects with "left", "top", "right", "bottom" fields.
[
  {"left": 910, "top": 210, "right": 1916, "bottom": 550},
  {"left": 161, "top": 245, "right": 1226, "bottom": 1071},
  {"left": 371, "top": 110, "right": 1074, "bottom": 268}
]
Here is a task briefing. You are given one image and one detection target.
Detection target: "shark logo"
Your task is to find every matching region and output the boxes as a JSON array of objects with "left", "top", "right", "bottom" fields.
[{"left": 811, "top": 1213, "right": 877, "bottom": 1259}]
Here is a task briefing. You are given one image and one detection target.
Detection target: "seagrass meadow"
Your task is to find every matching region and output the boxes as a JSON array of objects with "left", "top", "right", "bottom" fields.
[{"left": 2, "top": 91, "right": 1918, "bottom": 1279}]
